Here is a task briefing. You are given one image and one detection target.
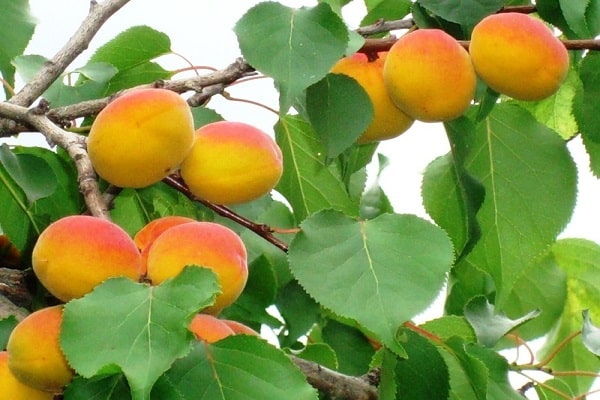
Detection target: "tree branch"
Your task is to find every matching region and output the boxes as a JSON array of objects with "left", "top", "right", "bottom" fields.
[
  {"left": 291, "top": 355, "right": 379, "bottom": 400},
  {"left": 8, "top": 0, "right": 132, "bottom": 107},
  {"left": 0, "top": 101, "right": 109, "bottom": 218}
]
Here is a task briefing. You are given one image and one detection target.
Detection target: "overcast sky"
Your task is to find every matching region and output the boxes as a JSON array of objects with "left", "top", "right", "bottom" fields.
[{"left": 16, "top": 0, "right": 600, "bottom": 245}]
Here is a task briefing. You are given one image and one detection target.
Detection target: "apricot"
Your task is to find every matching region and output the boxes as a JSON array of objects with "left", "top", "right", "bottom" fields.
[
  {"left": 330, "top": 52, "right": 414, "bottom": 143},
  {"left": 469, "top": 12, "right": 569, "bottom": 101},
  {"left": 134, "top": 216, "right": 196, "bottom": 267},
  {"left": 32, "top": 215, "right": 143, "bottom": 302},
  {"left": 189, "top": 314, "right": 236, "bottom": 343},
  {"left": 383, "top": 29, "right": 477, "bottom": 122},
  {"left": 88, "top": 88, "right": 195, "bottom": 188},
  {"left": 145, "top": 221, "right": 248, "bottom": 314},
  {"left": 0, "top": 352, "right": 54, "bottom": 399},
  {"left": 6, "top": 306, "right": 74, "bottom": 393},
  {"left": 180, "top": 121, "right": 283, "bottom": 205},
  {"left": 221, "top": 319, "right": 259, "bottom": 336}
]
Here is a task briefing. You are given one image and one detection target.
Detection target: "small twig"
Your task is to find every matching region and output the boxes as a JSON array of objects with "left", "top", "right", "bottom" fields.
[
  {"left": 534, "top": 330, "right": 582, "bottom": 368},
  {"left": 291, "top": 355, "right": 379, "bottom": 400},
  {"left": 8, "top": 0, "right": 132, "bottom": 107},
  {"left": 162, "top": 175, "right": 289, "bottom": 253},
  {"left": 356, "top": 19, "right": 414, "bottom": 36}
]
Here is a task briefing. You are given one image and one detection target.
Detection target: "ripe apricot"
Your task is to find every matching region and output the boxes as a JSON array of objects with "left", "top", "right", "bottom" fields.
[
  {"left": 134, "top": 216, "right": 196, "bottom": 268},
  {"left": 189, "top": 314, "right": 236, "bottom": 343},
  {"left": 180, "top": 121, "right": 283, "bottom": 205},
  {"left": 221, "top": 319, "right": 259, "bottom": 336},
  {"left": 145, "top": 221, "right": 248, "bottom": 314},
  {"left": 6, "top": 306, "right": 74, "bottom": 393},
  {"left": 32, "top": 215, "right": 143, "bottom": 302},
  {"left": 0, "top": 351, "right": 54, "bottom": 399},
  {"left": 88, "top": 88, "right": 195, "bottom": 188},
  {"left": 330, "top": 52, "right": 414, "bottom": 143},
  {"left": 469, "top": 12, "right": 569, "bottom": 101},
  {"left": 383, "top": 29, "right": 477, "bottom": 122}
]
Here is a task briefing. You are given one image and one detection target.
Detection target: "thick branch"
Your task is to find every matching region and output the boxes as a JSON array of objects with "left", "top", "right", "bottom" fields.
[
  {"left": 0, "top": 102, "right": 109, "bottom": 218},
  {"left": 291, "top": 355, "right": 379, "bottom": 400},
  {"left": 8, "top": 0, "right": 131, "bottom": 107}
]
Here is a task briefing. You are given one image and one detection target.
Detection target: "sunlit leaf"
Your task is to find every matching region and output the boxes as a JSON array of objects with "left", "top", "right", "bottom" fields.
[
  {"left": 288, "top": 210, "right": 454, "bottom": 355},
  {"left": 418, "top": 0, "right": 503, "bottom": 29},
  {"left": 235, "top": 2, "right": 348, "bottom": 113},
  {"left": 464, "top": 296, "right": 540, "bottom": 347},
  {"left": 61, "top": 267, "right": 220, "bottom": 400},
  {"left": 153, "top": 336, "right": 318, "bottom": 400}
]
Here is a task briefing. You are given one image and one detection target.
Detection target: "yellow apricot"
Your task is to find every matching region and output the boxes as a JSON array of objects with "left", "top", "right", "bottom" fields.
[
  {"left": 189, "top": 314, "right": 236, "bottom": 343},
  {"left": 180, "top": 121, "right": 283, "bottom": 205},
  {"left": 0, "top": 351, "right": 54, "bottom": 399},
  {"left": 145, "top": 221, "right": 248, "bottom": 314},
  {"left": 331, "top": 52, "right": 414, "bottom": 143},
  {"left": 32, "top": 215, "right": 143, "bottom": 301},
  {"left": 383, "top": 29, "right": 477, "bottom": 122},
  {"left": 134, "top": 216, "right": 196, "bottom": 268},
  {"left": 88, "top": 88, "right": 195, "bottom": 188},
  {"left": 6, "top": 306, "right": 74, "bottom": 393},
  {"left": 469, "top": 12, "right": 569, "bottom": 101},
  {"left": 221, "top": 319, "right": 259, "bottom": 336}
]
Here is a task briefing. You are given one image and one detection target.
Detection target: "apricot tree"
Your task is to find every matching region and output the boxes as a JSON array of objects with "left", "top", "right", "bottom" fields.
[{"left": 1, "top": 1, "right": 600, "bottom": 399}]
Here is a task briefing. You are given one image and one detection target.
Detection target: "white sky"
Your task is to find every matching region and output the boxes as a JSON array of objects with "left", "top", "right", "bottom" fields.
[{"left": 20, "top": 0, "right": 599, "bottom": 244}]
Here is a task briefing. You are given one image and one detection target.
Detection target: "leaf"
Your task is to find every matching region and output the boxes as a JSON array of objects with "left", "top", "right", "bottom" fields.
[
  {"left": 395, "top": 329, "right": 450, "bottom": 399},
  {"left": 276, "top": 280, "right": 320, "bottom": 348},
  {"left": 306, "top": 73, "right": 373, "bottom": 159},
  {"left": 464, "top": 296, "right": 540, "bottom": 347},
  {"left": 321, "top": 318, "right": 376, "bottom": 375},
  {"left": 0, "top": 144, "right": 56, "bottom": 204},
  {"left": 0, "top": 0, "right": 36, "bottom": 99},
  {"left": 421, "top": 316, "right": 477, "bottom": 343},
  {"left": 274, "top": 115, "right": 358, "bottom": 221},
  {"left": 63, "top": 375, "right": 131, "bottom": 400},
  {"left": 458, "top": 104, "right": 577, "bottom": 308},
  {"left": 574, "top": 52, "right": 600, "bottom": 177},
  {"left": 444, "top": 337, "right": 489, "bottom": 400},
  {"left": 511, "top": 67, "right": 581, "bottom": 140},
  {"left": 582, "top": 310, "right": 600, "bottom": 356},
  {"left": 87, "top": 25, "right": 172, "bottom": 96},
  {"left": 152, "top": 335, "right": 318, "bottom": 400},
  {"left": 0, "top": 315, "right": 18, "bottom": 350},
  {"left": 466, "top": 344, "right": 524, "bottom": 399},
  {"left": 288, "top": 210, "right": 454, "bottom": 354},
  {"left": 537, "top": 239, "right": 600, "bottom": 394},
  {"left": 191, "top": 107, "right": 224, "bottom": 128},
  {"left": 234, "top": 2, "right": 348, "bottom": 113},
  {"left": 359, "top": 154, "right": 395, "bottom": 220},
  {"left": 61, "top": 267, "right": 220, "bottom": 400},
  {"left": 290, "top": 343, "right": 338, "bottom": 370},
  {"left": 361, "top": 0, "right": 412, "bottom": 28},
  {"left": 418, "top": 0, "right": 503, "bottom": 30}
]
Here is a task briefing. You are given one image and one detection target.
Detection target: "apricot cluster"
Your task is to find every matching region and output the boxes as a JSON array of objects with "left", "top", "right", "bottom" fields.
[
  {"left": 335, "top": 12, "right": 568, "bottom": 140},
  {"left": 3, "top": 215, "right": 252, "bottom": 396},
  {"left": 88, "top": 88, "right": 284, "bottom": 205}
]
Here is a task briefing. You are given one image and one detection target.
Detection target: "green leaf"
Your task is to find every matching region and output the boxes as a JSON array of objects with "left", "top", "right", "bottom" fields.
[
  {"left": 582, "top": 310, "right": 600, "bottom": 356},
  {"left": 63, "top": 375, "right": 131, "bottom": 400},
  {"left": 361, "top": 0, "right": 412, "bottom": 28},
  {"left": 359, "top": 154, "right": 395, "bottom": 220},
  {"left": 321, "top": 318, "right": 376, "bottom": 375},
  {"left": 275, "top": 115, "right": 358, "bottom": 221},
  {"left": 444, "top": 337, "right": 489, "bottom": 400},
  {"left": 511, "top": 67, "right": 581, "bottom": 140},
  {"left": 500, "top": 252, "right": 567, "bottom": 344},
  {"left": 421, "top": 316, "right": 477, "bottom": 343},
  {"left": 0, "top": 0, "right": 36, "bottom": 99},
  {"left": 0, "top": 144, "right": 56, "bottom": 204},
  {"left": 153, "top": 335, "right": 318, "bottom": 400},
  {"left": 288, "top": 210, "right": 454, "bottom": 354},
  {"left": 291, "top": 343, "right": 338, "bottom": 370},
  {"left": 418, "top": 0, "right": 503, "bottom": 30},
  {"left": 537, "top": 239, "right": 600, "bottom": 395},
  {"left": 575, "top": 52, "right": 600, "bottom": 177},
  {"left": 458, "top": 104, "right": 577, "bottom": 308},
  {"left": 61, "top": 267, "right": 220, "bottom": 400},
  {"left": 0, "top": 315, "right": 18, "bottom": 350},
  {"left": 444, "top": 262, "right": 495, "bottom": 316},
  {"left": 87, "top": 25, "right": 172, "bottom": 96},
  {"left": 395, "top": 329, "right": 450, "bottom": 399},
  {"left": 235, "top": 2, "right": 348, "bottom": 113},
  {"left": 191, "top": 107, "right": 224, "bottom": 128},
  {"left": 306, "top": 73, "right": 373, "bottom": 159},
  {"left": 464, "top": 296, "right": 540, "bottom": 347},
  {"left": 466, "top": 344, "right": 523, "bottom": 399},
  {"left": 276, "top": 280, "right": 320, "bottom": 348}
]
